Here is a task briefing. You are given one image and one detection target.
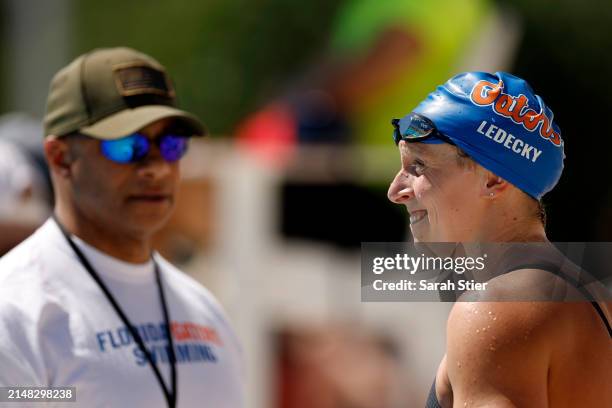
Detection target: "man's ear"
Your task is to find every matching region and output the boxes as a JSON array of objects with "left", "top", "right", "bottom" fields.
[
  {"left": 480, "top": 170, "right": 508, "bottom": 199},
  {"left": 44, "top": 136, "right": 73, "bottom": 178}
]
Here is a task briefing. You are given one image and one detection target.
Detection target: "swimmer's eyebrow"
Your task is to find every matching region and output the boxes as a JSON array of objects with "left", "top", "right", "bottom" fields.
[{"left": 400, "top": 142, "right": 435, "bottom": 159}]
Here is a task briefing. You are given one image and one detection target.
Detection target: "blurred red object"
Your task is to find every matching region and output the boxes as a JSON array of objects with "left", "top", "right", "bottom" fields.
[{"left": 236, "top": 103, "right": 297, "bottom": 169}]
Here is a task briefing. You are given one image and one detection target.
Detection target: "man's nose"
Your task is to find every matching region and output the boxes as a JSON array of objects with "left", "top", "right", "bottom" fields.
[
  {"left": 387, "top": 170, "right": 415, "bottom": 204},
  {"left": 136, "top": 145, "right": 173, "bottom": 179}
]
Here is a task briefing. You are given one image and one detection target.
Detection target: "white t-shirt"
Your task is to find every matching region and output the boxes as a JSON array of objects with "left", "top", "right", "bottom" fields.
[{"left": 0, "top": 219, "right": 244, "bottom": 408}]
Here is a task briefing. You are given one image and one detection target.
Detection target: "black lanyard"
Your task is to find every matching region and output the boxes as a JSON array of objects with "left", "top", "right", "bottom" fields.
[{"left": 53, "top": 216, "right": 177, "bottom": 408}]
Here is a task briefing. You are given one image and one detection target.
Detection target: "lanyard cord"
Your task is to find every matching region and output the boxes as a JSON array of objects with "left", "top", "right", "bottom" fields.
[{"left": 52, "top": 216, "right": 177, "bottom": 408}]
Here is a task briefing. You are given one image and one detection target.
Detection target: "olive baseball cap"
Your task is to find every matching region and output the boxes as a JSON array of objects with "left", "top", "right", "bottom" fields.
[{"left": 44, "top": 47, "right": 206, "bottom": 139}]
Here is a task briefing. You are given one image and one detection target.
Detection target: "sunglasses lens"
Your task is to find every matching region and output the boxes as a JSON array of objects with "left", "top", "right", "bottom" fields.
[
  {"left": 101, "top": 134, "right": 150, "bottom": 163},
  {"left": 159, "top": 135, "right": 189, "bottom": 162}
]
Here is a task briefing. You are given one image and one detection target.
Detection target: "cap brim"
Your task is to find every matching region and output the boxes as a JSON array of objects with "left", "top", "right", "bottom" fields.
[{"left": 79, "top": 105, "right": 207, "bottom": 140}]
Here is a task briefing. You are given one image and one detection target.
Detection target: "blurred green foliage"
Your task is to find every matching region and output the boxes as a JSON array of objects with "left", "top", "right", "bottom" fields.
[
  {"left": 500, "top": 0, "right": 612, "bottom": 96},
  {"left": 0, "top": 3, "right": 6, "bottom": 113},
  {"left": 70, "top": 0, "right": 612, "bottom": 240},
  {"left": 74, "top": 0, "right": 344, "bottom": 135}
]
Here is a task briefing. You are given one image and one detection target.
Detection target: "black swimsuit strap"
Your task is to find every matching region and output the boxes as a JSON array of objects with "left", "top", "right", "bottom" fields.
[
  {"left": 425, "top": 378, "right": 442, "bottom": 408},
  {"left": 505, "top": 261, "right": 611, "bottom": 338}
]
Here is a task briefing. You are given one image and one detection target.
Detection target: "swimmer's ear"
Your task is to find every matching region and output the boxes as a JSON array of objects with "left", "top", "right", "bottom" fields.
[
  {"left": 481, "top": 171, "right": 507, "bottom": 198},
  {"left": 44, "top": 136, "right": 73, "bottom": 178}
]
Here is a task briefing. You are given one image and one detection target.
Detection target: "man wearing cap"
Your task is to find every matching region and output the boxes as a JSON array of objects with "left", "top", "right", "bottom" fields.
[
  {"left": 387, "top": 72, "right": 611, "bottom": 407},
  {"left": 0, "top": 48, "right": 244, "bottom": 408}
]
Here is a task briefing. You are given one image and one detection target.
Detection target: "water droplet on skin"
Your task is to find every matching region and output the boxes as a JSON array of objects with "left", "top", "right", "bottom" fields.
[
  {"left": 488, "top": 311, "right": 492, "bottom": 315},
  {"left": 493, "top": 317, "right": 497, "bottom": 321},
  {"left": 457, "top": 362, "right": 462, "bottom": 368},
  {"left": 476, "top": 329, "right": 480, "bottom": 334},
  {"left": 482, "top": 327, "right": 487, "bottom": 332}
]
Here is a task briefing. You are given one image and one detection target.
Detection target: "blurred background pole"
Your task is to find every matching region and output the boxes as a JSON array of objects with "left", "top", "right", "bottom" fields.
[{"left": 2, "top": 0, "right": 72, "bottom": 117}]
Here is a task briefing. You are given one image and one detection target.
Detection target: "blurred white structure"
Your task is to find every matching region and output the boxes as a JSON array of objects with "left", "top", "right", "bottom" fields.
[{"left": 0, "top": 113, "right": 50, "bottom": 224}]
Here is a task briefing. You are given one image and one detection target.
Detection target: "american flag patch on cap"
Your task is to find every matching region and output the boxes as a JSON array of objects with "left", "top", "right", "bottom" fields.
[{"left": 113, "top": 63, "right": 175, "bottom": 98}]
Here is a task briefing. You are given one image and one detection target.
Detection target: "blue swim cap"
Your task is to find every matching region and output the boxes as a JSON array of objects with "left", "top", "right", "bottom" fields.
[{"left": 407, "top": 72, "right": 565, "bottom": 199}]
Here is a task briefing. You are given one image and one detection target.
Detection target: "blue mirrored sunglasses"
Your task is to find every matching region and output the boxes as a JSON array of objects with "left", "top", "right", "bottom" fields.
[
  {"left": 100, "top": 133, "right": 189, "bottom": 164},
  {"left": 391, "top": 113, "right": 454, "bottom": 146}
]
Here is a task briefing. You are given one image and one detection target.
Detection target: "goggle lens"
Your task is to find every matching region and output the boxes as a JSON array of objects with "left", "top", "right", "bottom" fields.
[{"left": 392, "top": 113, "right": 436, "bottom": 145}]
